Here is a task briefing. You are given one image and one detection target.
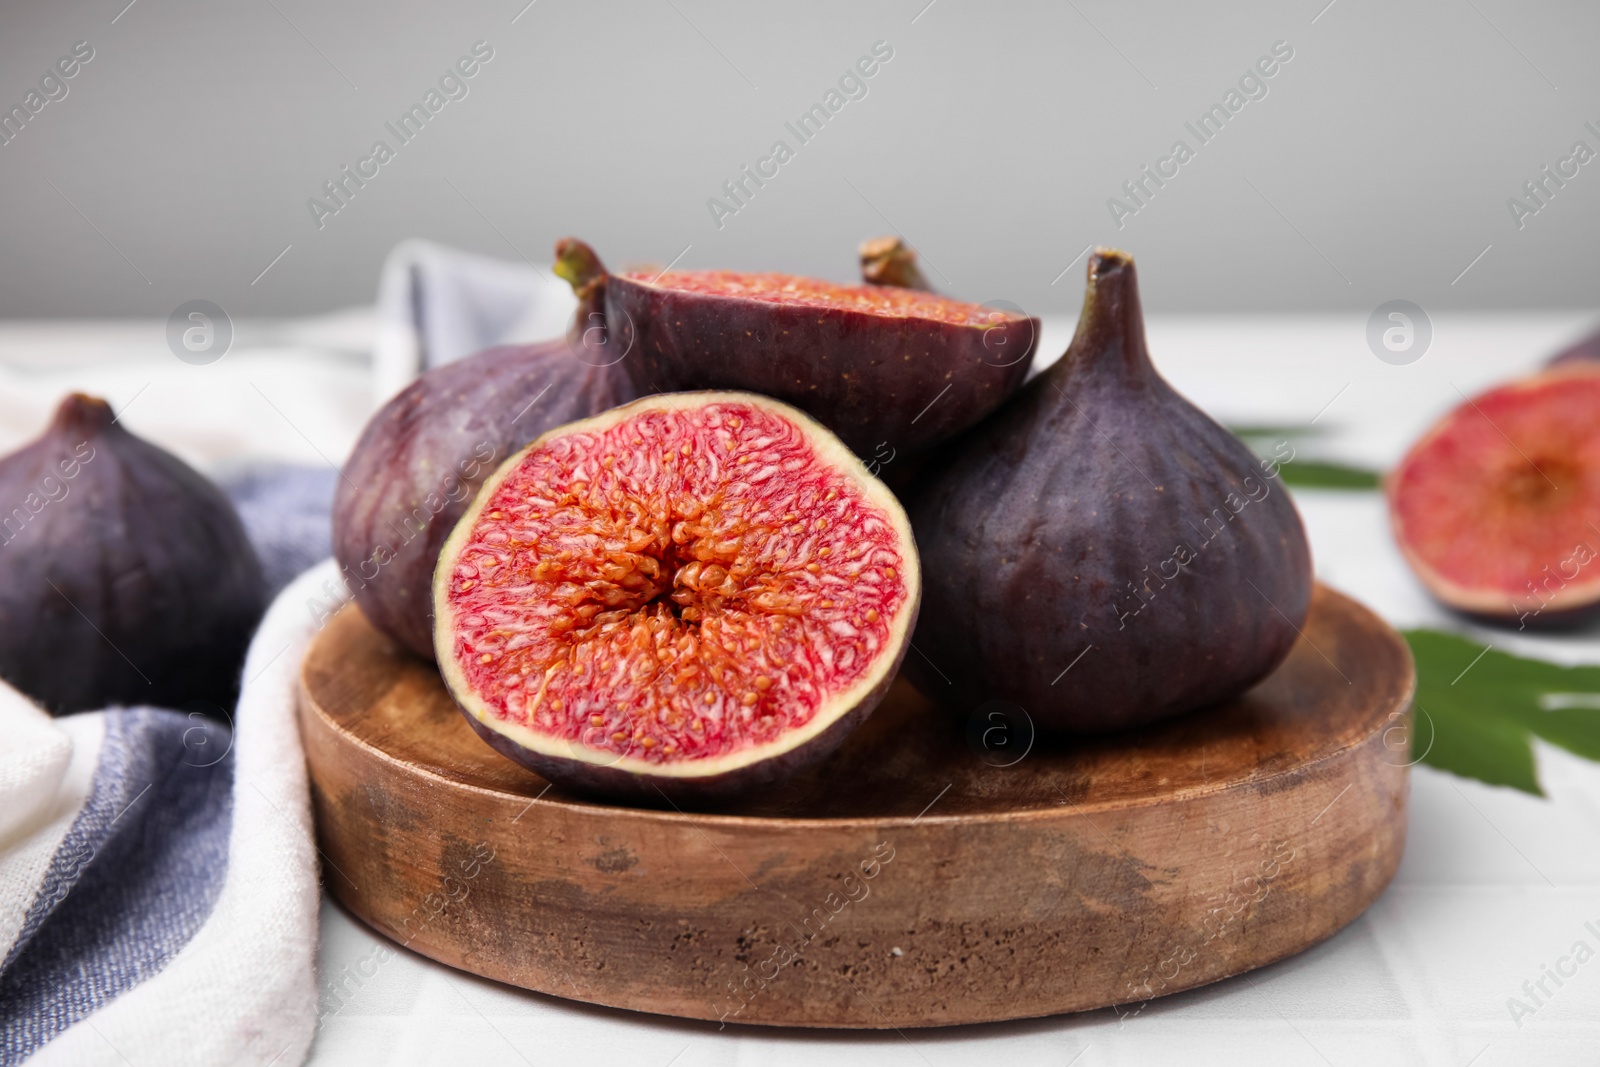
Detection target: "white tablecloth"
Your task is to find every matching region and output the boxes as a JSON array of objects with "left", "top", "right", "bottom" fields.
[{"left": 5, "top": 311, "right": 1597, "bottom": 1067}]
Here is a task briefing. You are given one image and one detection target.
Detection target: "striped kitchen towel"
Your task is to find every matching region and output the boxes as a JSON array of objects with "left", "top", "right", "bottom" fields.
[{"left": 0, "top": 467, "right": 339, "bottom": 1066}]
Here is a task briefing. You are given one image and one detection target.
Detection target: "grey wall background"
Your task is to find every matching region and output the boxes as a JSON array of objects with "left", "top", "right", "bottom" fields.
[{"left": 0, "top": 0, "right": 1596, "bottom": 318}]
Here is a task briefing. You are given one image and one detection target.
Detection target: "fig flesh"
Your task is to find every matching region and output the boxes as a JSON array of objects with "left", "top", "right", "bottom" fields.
[
  {"left": 554, "top": 238, "right": 1037, "bottom": 458},
  {"left": 0, "top": 394, "right": 265, "bottom": 714},
  {"left": 906, "top": 250, "right": 1313, "bottom": 733},
  {"left": 1389, "top": 365, "right": 1600, "bottom": 626},
  {"left": 433, "top": 391, "right": 920, "bottom": 801},
  {"left": 333, "top": 340, "right": 636, "bottom": 659}
]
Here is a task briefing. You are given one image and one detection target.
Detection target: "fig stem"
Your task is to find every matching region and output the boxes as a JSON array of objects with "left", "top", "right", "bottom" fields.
[
  {"left": 1062, "top": 248, "right": 1151, "bottom": 381},
  {"left": 554, "top": 237, "right": 606, "bottom": 299},
  {"left": 554, "top": 238, "right": 611, "bottom": 359},
  {"left": 52, "top": 393, "right": 117, "bottom": 435},
  {"left": 859, "top": 236, "right": 933, "bottom": 292}
]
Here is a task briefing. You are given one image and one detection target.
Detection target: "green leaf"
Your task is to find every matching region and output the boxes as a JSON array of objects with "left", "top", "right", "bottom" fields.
[
  {"left": 1525, "top": 707, "right": 1600, "bottom": 762},
  {"left": 1413, "top": 695, "right": 1543, "bottom": 796},
  {"left": 1227, "top": 426, "right": 1383, "bottom": 491},
  {"left": 1227, "top": 423, "right": 1325, "bottom": 441},
  {"left": 1402, "top": 629, "right": 1600, "bottom": 795},
  {"left": 1275, "top": 460, "right": 1382, "bottom": 491}
]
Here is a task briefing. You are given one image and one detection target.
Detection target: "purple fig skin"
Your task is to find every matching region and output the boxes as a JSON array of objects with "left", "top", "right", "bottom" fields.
[
  {"left": 1547, "top": 325, "right": 1600, "bottom": 366},
  {"left": 905, "top": 250, "right": 1313, "bottom": 733},
  {"left": 598, "top": 269, "right": 1037, "bottom": 459},
  {"left": 332, "top": 343, "right": 636, "bottom": 659},
  {"left": 857, "top": 235, "right": 950, "bottom": 499},
  {"left": 0, "top": 394, "right": 265, "bottom": 714}
]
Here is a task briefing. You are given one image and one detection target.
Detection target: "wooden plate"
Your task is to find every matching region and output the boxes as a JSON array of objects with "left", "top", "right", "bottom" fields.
[{"left": 299, "top": 583, "right": 1413, "bottom": 1029}]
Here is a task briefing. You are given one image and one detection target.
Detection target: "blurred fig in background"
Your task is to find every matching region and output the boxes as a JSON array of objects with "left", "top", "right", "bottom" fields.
[
  {"left": 0, "top": 394, "right": 266, "bottom": 714},
  {"left": 1547, "top": 324, "right": 1600, "bottom": 367},
  {"left": 1389, "top": 364, "right": 1600, "bottom": 627}
]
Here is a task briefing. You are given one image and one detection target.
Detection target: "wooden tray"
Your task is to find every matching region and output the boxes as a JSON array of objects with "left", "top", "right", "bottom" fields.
[{"left": 298, "top": 583, "right": 1413, "bottom": 1029}]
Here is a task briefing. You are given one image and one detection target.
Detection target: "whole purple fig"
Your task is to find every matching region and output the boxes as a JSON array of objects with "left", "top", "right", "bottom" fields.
[
  {"left": 906, "top": 250, "right": 1313, "bottom": 733},
  {"left": 0, "top": 394, "right": 265, "bottom": 714}
]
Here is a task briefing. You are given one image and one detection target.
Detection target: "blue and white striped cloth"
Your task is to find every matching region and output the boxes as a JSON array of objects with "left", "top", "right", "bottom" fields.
[{"left": 0, "top": 467, "right": 337, "bottom": 1066}]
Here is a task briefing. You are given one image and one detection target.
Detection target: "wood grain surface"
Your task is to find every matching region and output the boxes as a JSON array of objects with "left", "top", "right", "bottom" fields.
[{"left": 298, "top": 583, "right": 1414, "bottom": 1028}]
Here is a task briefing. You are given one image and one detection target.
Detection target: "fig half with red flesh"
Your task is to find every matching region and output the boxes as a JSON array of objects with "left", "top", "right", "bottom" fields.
[
  {"left": 433, "top": 391, "right": 921, "bottom": 801},
  {"left": 1389, "top": 366, "right": 1600, "bottom": 625},
  {"left": 556, "top": 239, "right": 1037, "bottom": 458}
]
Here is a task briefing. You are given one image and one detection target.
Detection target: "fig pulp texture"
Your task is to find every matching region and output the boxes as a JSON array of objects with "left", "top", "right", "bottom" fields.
[
  {"left": 0, "top": 394, "right": 265, "bottom": 714},
  {"left": 555, "top": 238, "right": 1037, "bottom": 458},
  {"left": 907, "top": 250, "right": 1313, "bottom": 733},
  {"left": 1389, "top": 365, "right": 1600, "bottom": 626},
  {"left": 333, "top": 341, "right": 636, "bottom": 659},
  {"left": 434, "top": 391, "right": 920, "bottom": 801}
]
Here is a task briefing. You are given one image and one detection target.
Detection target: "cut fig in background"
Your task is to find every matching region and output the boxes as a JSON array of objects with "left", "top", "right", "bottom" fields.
[
  {"left": 906, "top": 249, "right": 1313, "bottom": 733},
  {"left": 554, "top": 238, "right": 1038, "bottom": 458},
  {"left": 433, "top": 391, "right": 920, "bottom": 802},
  {"left": 1389, "top": 366, "right": 1600, "bottom": 626}
]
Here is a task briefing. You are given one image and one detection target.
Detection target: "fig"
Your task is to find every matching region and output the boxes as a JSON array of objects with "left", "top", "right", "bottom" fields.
[
  {"left": 1389, "top": 364, "right": 1600, "bottom": 627},
  {"left": 433, "top": 391, "right": 920, "bottom": 801},
  {"left": 332, "top": 339, "right": 636, "bottom": 659},
  {"left": 553, "top": 238, "right": 1037, "bottom": 458},
  {"left": 905, "top": 249, "right": 1313, "bottom": 733},
  {"left": 1547, "top": 325, "right": 1600, "bottom": 366},
  {"left": 0, "top": 394, "right": 265, "bottom": 714}
]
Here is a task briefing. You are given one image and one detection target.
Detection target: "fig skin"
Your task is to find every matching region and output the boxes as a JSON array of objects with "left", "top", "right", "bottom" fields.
[
  {"left": 433, "top": 391, "right": 921, "bottom": 804},
  {"left": 456, "top": 660, "right": 900, "bottom": 805},
  {"left": 1547, "top": 325, "right": 1600, "bottom": 367},
  {"left": 906, "top": 250, "right": 1313, "bottom": 733},
  {"left": 0, "top": 394, "right": 266, "bottom": 714},
  {"left": 857, "top": 236, "right": 937, "bottom": 496},
  {"left": 333, "top": 342, "right": 637, "bottom": 660},
  {"left": 556, "top": 238, "right": 1038, "bottom": 458}
]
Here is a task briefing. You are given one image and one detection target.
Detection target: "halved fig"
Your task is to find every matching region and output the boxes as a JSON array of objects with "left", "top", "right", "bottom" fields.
[
  {"left": 433, "top": 391, "right": 921, "bottom": 801},
  {"left": 554, "top": 239, "right": 1037, "bottom": 458},
  {"left": 1389, "top": 365, "right": 1600, "bottom": 626}
]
